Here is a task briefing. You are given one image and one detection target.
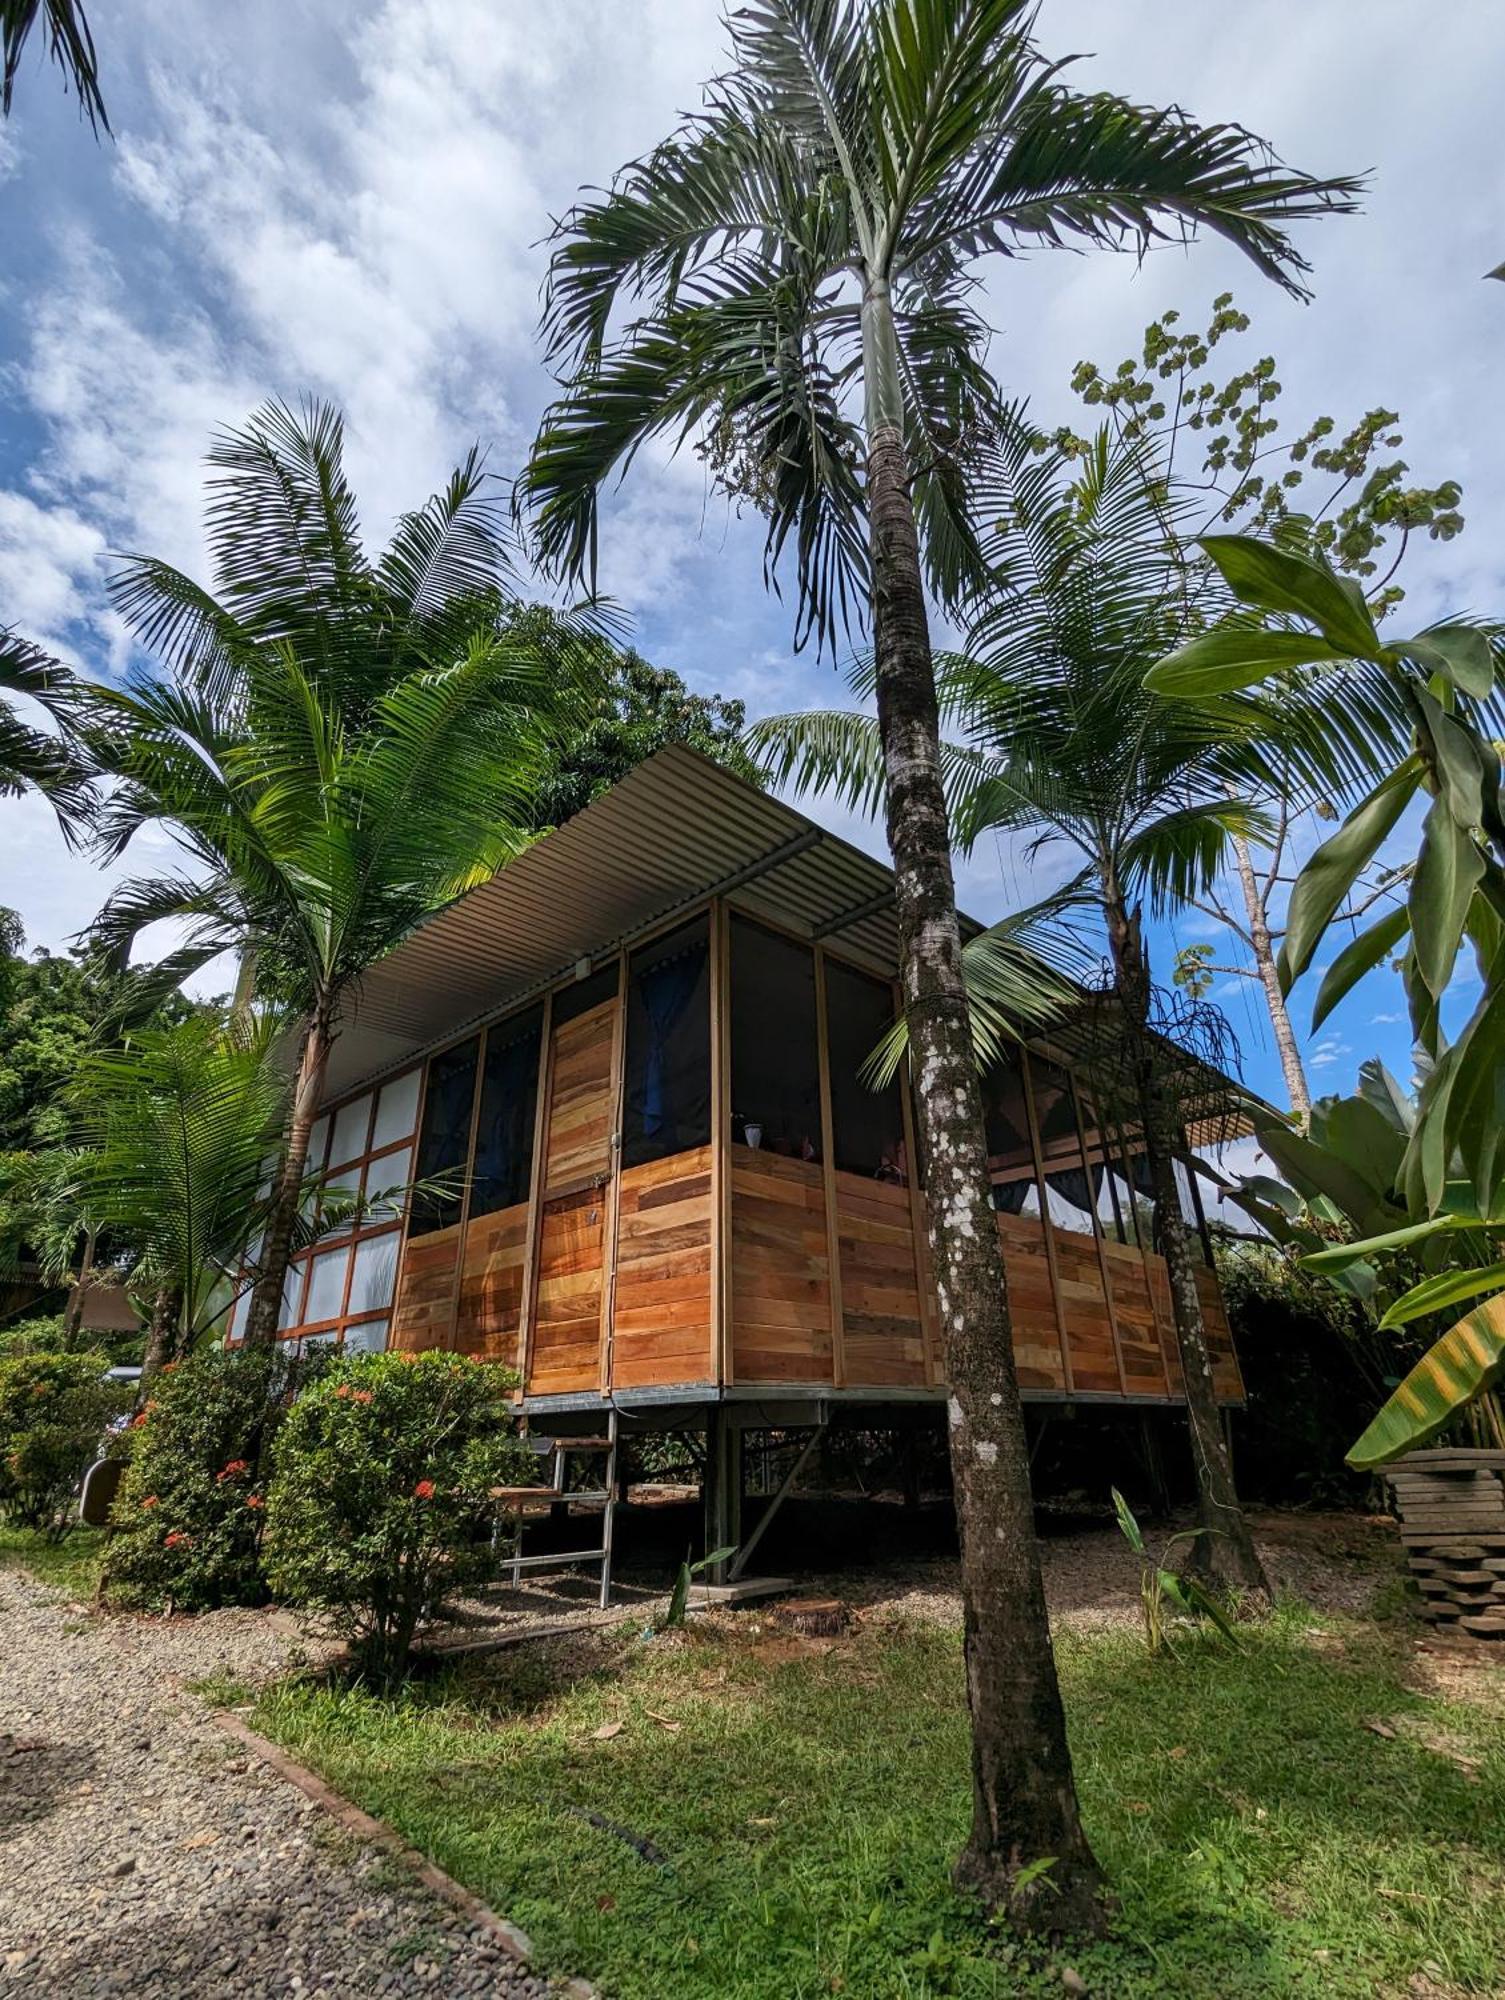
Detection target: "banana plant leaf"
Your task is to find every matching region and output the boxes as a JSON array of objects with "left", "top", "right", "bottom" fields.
[{"left": 1347, "top": 1294, "right": 1505, "bottom": 1469}]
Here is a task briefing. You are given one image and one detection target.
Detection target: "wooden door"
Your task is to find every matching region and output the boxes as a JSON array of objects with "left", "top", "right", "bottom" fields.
[{"left": 527, "top": 996, "right": 619, "bottom": 1394}]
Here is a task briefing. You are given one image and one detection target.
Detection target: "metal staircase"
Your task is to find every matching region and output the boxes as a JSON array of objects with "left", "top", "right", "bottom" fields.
[{"left": 492, "top": 1408, "right": 619, "bottom": 1609}]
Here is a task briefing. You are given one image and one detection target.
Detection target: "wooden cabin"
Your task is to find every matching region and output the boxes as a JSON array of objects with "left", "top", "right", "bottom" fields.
[{"left": 241, "top": 748, "right": 1245, "bottom": 1456}]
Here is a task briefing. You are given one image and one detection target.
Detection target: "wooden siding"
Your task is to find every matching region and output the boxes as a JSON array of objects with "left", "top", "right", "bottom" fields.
[
  {"left": 729, "top": 1149, "right": 833, "bottom": 1384},
  {"left": 835, "top": 1171, "right": 927, "bottom": 1387},
  {"left": 544, "top": 999, "right": 615, "bottom": 1188},
  {"left": 611, "top": 1144, "right": 715, "bottom": 1389},
  {"left": 530, "top": 1185, "right": 606, "bottom": 1393},
  {"left": 390, "top": 1223, "right": 460, "bottom": 1353},
  {"left": 452, "top": 1201, "right": 528, "bottom": 1370}
]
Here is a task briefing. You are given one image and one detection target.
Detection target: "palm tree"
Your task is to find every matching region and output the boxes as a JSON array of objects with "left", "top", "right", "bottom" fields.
[
  {"left": 2, "top": 0, "right": 107, "bottom": 131},
  {"left": 758, "top": 426, "right": 1379, "bottom": 1588},
  {"left": 79, "top": 399, "right": 595, "bottom": 1351},
  {"left": 49, "top": 1014, "right": 296, "bottom": 1387},
  {"left": 1, "top": 632, "right": 92, "bottom": 823},
  {"left": 521, "top": 0, "right": 1357, "bottom": 1924}
]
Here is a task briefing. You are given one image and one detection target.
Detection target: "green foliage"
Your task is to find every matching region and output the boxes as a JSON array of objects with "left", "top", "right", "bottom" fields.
[
  {"left": 529, "top": 648, "right": 761, "bottom": 829},
  {"left": 0, "top": 1311, "right": 138, "bottom": 1368},
  {"left": 0, "top": 1348, "right": 126, "bottom": 1538},
  {"left": 262, "top": 1351, "right": 530, "bottom": 1690},
  {"left": 1064, "top": 293, "right": 1464, "bottom": 605},
  {"left": 252, "top": 1611, "right": 1505, "bottom": 1999},
  {"left": 1111, "top": 1489, "right": 1238, "bottom": 1654},
  {"left": 1230, "top": 1060, "right": 1505, "bottom": 1465},
  {"left": 662, "top": 1544, "right": 738, "bottom": 1630},
  {"left": 523, "top": 0, "right": 1358, "bottom": 654},
  {"left": 103, "top": 1344, "right": 309, "bottom": 1612}
]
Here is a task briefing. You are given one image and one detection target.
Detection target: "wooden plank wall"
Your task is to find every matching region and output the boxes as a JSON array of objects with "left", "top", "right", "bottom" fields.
[
  {"left": 730, "top": 1150, "right": 832, "bottom": 1384},
  {"left": 835, "top": 1171, "right": 927, "bottom": 1387},
  {"left": 530, "top": 1186, "right": 606, "bottom": 1394},
  {"left": 390, "top": 1225, "right": 460, "bottom": 1353},
  {"left": 452, "top": 1202, "right": 528, "bottom": 1370},
  {"left": 611, "top": 1144, "right": 714, "bottom": 1389}
]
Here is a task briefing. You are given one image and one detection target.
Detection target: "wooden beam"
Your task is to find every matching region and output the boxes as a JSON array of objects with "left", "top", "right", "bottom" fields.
[
  {"left": 516, "top": 989, "right": 555, "bottom": 1394},
  {"left": 812, "top": 945, "right": 846, "bottom": 1391},
  {"left": 711, "top": 898, "right": 733, "bottom": 1390},
  {"left": 443, "top": 1030, "right": 489, "bottom": 1354},
  {"left": 597, "top": 954, "right": 629, "bottom": 1398},
  {"left": 1068, "top": 1063, "right": 1128, "bottom": 1397},
  {"left": 1020, "top": 1048, "right": 1075, "bottom": 1394}
]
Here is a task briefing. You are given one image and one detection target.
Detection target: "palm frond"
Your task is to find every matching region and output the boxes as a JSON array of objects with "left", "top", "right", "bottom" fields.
[{"left": 2, "top": 0, "right": 107, "bottom": 132}]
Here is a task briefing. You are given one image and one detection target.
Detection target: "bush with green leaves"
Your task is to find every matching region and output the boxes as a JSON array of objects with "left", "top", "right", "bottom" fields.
[
  {"left": 0, "top": 1348, "right": 127, "bottom": 1538},
  {"left": 0, "top": 1310, "right": 140, "bottom": 1368},
  {"left": 263, "top": 1351, "right": 531, "bottom": 1689},
  {"left": 103, "top": 1343, "right": 313, "bottom": 1611}
]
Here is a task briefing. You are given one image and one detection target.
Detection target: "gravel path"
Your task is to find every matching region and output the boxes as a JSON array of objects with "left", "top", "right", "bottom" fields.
[{"left": 0, "top": 1568, "right": 561, "bottom": 2000}]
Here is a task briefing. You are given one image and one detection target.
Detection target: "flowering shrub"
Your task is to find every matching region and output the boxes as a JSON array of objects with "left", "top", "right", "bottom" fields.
[
  {"left": 103, "top": 1344, "right": 322, "bottom": 1611},
  {"left": 263, "top": 1351, "right": 531, "bottom": 1689},
  {"left": 0, "top": 1350, "right": 128, "bottom": 1539}
]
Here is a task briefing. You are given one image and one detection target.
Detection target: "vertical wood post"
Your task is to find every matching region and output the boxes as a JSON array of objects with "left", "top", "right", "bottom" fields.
[
  {"left": 597, "top": 954, "right": 629, "bottom": 1397},
  {"left": 1068, "top": 1065, "right": 1127, "bottom": 1396},
  {"left": 517, "top": 990, "right": 556, "bottom": 1395},
  {"left": 1020, "top": 1049, "right": 1074, "bottom": 1394},
  {"left": 711, "top": 899, "right": 733, "bottom": 1389},
  {"left": 813, "top": 946, "right": 846, "bottom": 1390}
]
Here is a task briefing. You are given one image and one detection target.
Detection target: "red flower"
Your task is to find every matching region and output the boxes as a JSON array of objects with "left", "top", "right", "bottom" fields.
[
  {"left": 335, "top": 1383, "right": 352, "bottom": 1400},
  {"left": 353, "top": 1389, "right": 373, "bottom": 1405},
  {"left": 161, "top": 1361, "right": 179, "bottom": 1374},
  {"left": 413, "top": 1479, "right": 435, "bottom": 1500},
  {"left": 245, "top": 1493, "right": 265, "bottom": 1512},
  {"left": 130, "top": 1412, "right": 149, "bottom": 1428},
  {"left": 141, "top": 1495, "right": 159, "bottom": 1510},
  {"left": 164, "top": 1531, "right": 193, "bottom": 1550},
  {"left": 216, "top": 1459, "right": 250, "bottom": 1483}
]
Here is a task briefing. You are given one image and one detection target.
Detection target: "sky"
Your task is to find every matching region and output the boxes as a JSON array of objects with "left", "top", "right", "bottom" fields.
[{"left": 2, "top": 0, "right": 1502, "bottom": 1145}]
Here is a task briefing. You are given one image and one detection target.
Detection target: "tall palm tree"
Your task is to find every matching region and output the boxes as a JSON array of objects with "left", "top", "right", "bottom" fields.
[
  {"left": 80, "top": 399, "right": 595, "bottom": 1351},
  {"left": 757, "top": 426, "right": 1383, "bottom": 1589},
  {"left": 2, "top": 0, "right": 107, "bottom": 131},
  {"left": 521, "top": 0, "right": 1358, "bottom": 1924}
]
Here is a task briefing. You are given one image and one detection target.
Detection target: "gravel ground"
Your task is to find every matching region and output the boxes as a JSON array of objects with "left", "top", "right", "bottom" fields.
[{"left": 0, "top": 1568, "right": 565, "bottom": 2000}]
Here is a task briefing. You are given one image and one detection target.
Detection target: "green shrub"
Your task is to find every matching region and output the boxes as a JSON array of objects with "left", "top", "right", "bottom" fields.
[
  {"left": 103, "top": 1344, "right": 316, "bottom": 1611},
  {"left": 0, "top": 1310, "right": 142, "bottom": 1369},
  {"left": 263, "top": 1351, "right": 531, "bottom": 1689},
  {"left": 0, "top": 1349, "right": 128, "bottom": 1538}
]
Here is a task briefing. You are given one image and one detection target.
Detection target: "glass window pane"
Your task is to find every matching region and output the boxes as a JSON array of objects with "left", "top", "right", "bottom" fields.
[
  {"left": 471, "top": 1007, "right": 543, "bottom": 1216},
  {"left": 622, "top": 917, "right": 711, "bottom": 1170},
  {"left": 330, "top": 1095, "right": 372, "bottom": 1169},
  {"left": 303, "top": 1118, "right": 329, "bottom": 1179},
  {"left": 362, "top": 1144, "right": 412, "bottom": 1223},
  {"left": 729, "top": 917, "right": 822, "bottom": 1162},
  {"left": 343, "top": 1317, "right": 388, "bottom": 1355},
  {"left": 304, "top": 1245, "right": 350, "bottom": 1324},
  {"left": 824, "top": 959, "right": 906, "bottom": 1180},
  {"left": 410, "top": 1038, "right": 479, "bottom": 1236},
  {"left": 553, "top": 963, "right": 620, "bottom": 1027},
  {"left": 371, "top": 1069, "right": 421, "bottom": 1152},
  {"left": 348, "top": 1233, "right": 399, "bottom": 1315},
  {"left": 318, "top": 1160, "right": 363, "bottom": 1237}
]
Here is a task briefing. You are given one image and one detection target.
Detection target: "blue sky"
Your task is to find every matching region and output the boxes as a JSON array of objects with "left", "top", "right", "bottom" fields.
[{"left": 2, "top": 0, "right": 1502, "bottom": 1147}]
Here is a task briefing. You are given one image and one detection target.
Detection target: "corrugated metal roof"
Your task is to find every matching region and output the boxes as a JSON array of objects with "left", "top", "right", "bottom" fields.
[{"left": 323, "top": 745, "right": 932, "bottom": 1098}]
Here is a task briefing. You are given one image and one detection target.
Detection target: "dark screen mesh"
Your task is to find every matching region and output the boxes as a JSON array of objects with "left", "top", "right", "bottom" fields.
[
  {"left": 824, "top": 959, "right": 906, "bottom": 1180},
  {"left": 470, "top": 1006, "right": 543, "bottom": 1218},
  {"left": 729, "top": 917, "right": 822, "bottom": 1162},
  {"left": 621, "top": 916, "right": 710, "bottom": 1170},
  {"left": 409, "top": 1036, "right": 478, "bottom": 1237}
]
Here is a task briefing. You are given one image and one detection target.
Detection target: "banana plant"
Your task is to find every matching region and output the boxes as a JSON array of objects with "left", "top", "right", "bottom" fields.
[
  {"left": 1148, "top": 534, "right": 1505, "bottom": 1224},
  {"left": 1228, "top": 1059, "right": 1505, "bottom": 1467}
]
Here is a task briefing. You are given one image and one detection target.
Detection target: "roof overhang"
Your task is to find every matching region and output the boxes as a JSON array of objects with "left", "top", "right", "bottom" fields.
[{"left": 321, "top": 745, "right": 950, "bottom": 1099}]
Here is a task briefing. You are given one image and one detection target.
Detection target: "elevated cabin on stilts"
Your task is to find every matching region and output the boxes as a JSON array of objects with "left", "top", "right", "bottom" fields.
[{"left": 240, "top": 748, "right": 1247, "bottom": 1599}]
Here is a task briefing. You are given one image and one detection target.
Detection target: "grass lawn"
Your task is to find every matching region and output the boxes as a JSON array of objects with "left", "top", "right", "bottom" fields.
[
  {"left": 251, "top": 1603, "right": 1505, "bottom": 1999},
  {"left": 0, "top": 1522, "right": 105, "bottom": 1602}
]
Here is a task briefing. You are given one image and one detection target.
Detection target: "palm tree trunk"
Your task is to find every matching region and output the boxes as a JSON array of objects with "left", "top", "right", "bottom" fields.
[
  {"left": 862, "top": 298, "right": 1103, "bottom": 1931},
  {"left": 1229, "top": 829, "right": 1310, "bottom": 1126},
  {"left": 62, "top": 1225, "right": 96, "bottom": 1342},
  {"left": 137, "top": 1283, "right": 183, "bottom": 1405},
  {"left": 1103, "top": 891, "right": 1268, "bottom": 1596},
  {"left": 245, "top": 1005, "right": 332, "bottom": 1346}
]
